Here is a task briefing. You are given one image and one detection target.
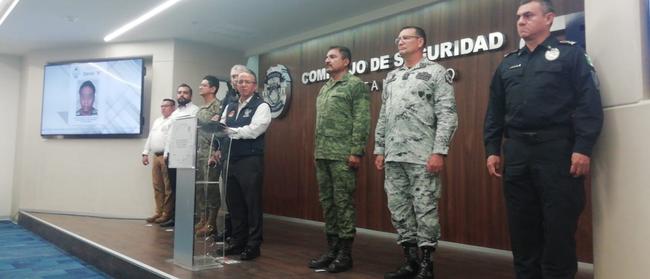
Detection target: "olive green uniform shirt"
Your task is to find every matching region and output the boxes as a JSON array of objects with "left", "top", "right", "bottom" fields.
[{"left": 315, "top": 72, "right": 371, "bottom": 161}]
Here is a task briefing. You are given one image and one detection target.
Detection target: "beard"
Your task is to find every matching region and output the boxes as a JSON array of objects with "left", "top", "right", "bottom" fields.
[{"left": 177, "top": 97, "right": 190, "bottom": 106}]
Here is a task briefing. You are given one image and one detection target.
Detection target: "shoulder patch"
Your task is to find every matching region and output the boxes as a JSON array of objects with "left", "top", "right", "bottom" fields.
[
  {"left": 559, "top": 40, "right": 577, "bottom": 45},
  {"left": 584, "top": 53, "right": 595, "bottom": 68},
  {"left": 504, "top": 49, "right": 519, "bottom": 58}
]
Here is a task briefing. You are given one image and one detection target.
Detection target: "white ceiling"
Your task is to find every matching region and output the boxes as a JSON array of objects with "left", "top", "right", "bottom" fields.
[{"left": 0, "top": 0, "right": 424, "bottom": 56}]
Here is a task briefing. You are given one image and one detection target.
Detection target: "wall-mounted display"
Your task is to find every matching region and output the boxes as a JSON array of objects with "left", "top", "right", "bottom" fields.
[{"left": 40, "top": 58, "right": 145, "bottom": 137}]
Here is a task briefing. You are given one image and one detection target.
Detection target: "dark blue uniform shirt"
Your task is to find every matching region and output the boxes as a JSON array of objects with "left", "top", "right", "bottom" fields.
[{"left": 484, "top": 36, "right": 603, "bottom": 157}]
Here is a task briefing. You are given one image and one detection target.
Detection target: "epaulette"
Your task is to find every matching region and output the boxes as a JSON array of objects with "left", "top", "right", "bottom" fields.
[
  {"left": 559, "top": 40, "right": 577, "bottom": 45},
  {"left": 504, "top": 49, "right": 519, "bottom": 58}
]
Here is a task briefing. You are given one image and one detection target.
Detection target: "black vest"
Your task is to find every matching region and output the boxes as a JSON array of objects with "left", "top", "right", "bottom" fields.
[{"left": 225, "top": 94, "right": 266, "bottom": 158}]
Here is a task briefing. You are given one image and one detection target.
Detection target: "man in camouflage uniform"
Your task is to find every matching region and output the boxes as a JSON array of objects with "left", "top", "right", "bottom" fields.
[
  {"left": 374, "top": 26, "right": 458, "bottom": 279},
  {"left": 309, "top": 46, "right": 370, "bottom": 273},
  {"left": 194, "top": 75, "right": 223, "bottom": 238}
]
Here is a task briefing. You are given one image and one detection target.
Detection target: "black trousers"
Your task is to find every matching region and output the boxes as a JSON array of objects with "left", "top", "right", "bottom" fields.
[
  {"left": 226, "top": 155, "right": 264, "bottom": 249},
  {"left": 168, "top": 168, "right": 177, "bottom": 218},
  {"left": 502, "top": 138, "right": 585, "bottom": 279}
]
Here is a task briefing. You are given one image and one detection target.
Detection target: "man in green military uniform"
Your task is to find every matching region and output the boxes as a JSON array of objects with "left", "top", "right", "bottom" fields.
[
  {"left": 194, "top": 75, "right": 223, "bottom": 238},
  {"left": 309, "top": 46, "right": 370, "bottom": 273}
]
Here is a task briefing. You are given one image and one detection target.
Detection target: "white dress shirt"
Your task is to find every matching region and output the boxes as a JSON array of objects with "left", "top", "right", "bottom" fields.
[
  {"left": 164, "top": 102, "right": 199, "bottom": 157},
  {"left": 220, "top": 96, "right": 272, "bottom": 139},
  {"left": 170, "top": 102, "right": 199, "bottom": 119},
  {"left": 142, "top": 116, "right": 173, "bottom": 155}
]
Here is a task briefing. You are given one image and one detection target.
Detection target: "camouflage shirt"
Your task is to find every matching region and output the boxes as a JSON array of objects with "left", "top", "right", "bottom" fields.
[
  {"left": 374, "top": 58, "right": 458, "bottom": 164},
  {"left": 196, "top": 98, "right": 222, "bottom": 158},
  {"left": 315, "top": 72, "right": 371, "bottom": 161}
]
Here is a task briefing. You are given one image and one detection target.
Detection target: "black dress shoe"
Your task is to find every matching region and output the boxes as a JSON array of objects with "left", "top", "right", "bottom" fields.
[
  {"left": 240, "top": 246, "right": 260, "bottom": 261},
  {"left": 223, "top": 244, "right": 244, "bottom": 255},
  {"left": 159, "top": 219, "right": 175, "bottom": 228}
]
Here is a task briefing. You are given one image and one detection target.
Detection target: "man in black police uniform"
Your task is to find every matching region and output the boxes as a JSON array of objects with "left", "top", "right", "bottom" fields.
[
  {"left": 484, "top": 1, "right": 603, "bottom": 278},
  {"left": 219, "top": 68, "right": 271, "bottom": 261}
]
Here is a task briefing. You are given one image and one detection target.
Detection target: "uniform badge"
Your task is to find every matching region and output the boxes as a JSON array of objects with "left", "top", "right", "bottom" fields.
[
  {"left": 545, "top": 48, "right": 560, "bottom": 61},
  {"left": 415, "top": 72, "right": 432, "bottom": 81},
  {"left": 243, "top": 108, "right": 252, "bottom": 118}
]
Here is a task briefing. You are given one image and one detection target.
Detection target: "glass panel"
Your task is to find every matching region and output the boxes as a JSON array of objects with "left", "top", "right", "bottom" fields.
[{"left": 192, "top": 115, "right": 230, "bottom": 268}]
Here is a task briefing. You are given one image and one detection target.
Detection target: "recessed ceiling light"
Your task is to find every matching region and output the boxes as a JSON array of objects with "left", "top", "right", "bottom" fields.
[
  {"left": 104, "top": 0, "right": 183, "bottom": 42},
  {"left": 0, "top": 0, "right": 20, "bottom": 27}
]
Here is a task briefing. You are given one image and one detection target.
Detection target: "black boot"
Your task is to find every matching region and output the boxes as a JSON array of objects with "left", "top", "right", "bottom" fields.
[
  {"left": 327, "top": 238, "right": 353, "bottom": 273},
  {"left": 384, "top": 243, "right": 419, "bottom": 279},
  {"left": 414, "top": 246, "right": 434, "bottom": 279},
  {"left": 308, "top": 234, "right": 339, "bottom": 269}
]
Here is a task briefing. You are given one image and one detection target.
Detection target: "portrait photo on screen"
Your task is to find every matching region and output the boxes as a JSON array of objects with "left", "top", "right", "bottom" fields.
[{"left": 41, "top": 58, "right": 145, "bottom": 137}]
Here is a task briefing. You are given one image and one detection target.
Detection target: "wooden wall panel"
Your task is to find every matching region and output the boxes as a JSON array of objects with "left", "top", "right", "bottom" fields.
[{"left": 259, "top": 0, "right": 591, "bottom": 262}]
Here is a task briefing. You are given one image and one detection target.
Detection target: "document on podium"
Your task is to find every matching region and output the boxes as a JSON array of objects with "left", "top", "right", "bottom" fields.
[{"left": 168, "top": 116, "right": 196, "bottom": 169}]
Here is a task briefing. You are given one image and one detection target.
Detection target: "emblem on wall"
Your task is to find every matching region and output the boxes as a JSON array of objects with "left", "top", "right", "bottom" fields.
[{"left": 262, "top": 64, "right": 292, "bottom": 118}]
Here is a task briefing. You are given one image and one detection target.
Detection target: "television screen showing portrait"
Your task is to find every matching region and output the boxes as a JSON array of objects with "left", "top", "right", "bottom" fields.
[{"left": 40, "top": 58, "right": 145, "bottom": 137}]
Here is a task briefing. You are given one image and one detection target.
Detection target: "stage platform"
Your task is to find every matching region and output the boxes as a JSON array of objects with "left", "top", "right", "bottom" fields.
[{"left": 17, "top": 211, "right": 593, "bottom": 279}]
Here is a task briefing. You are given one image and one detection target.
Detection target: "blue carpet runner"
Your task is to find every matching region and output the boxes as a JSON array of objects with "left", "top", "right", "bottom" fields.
[{"left": 0, "top": 221, "right": 109, "bottom": 279}]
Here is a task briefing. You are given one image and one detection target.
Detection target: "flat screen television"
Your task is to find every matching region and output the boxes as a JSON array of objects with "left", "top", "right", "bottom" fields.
[{"left": 40, "top": 57, "right": 145, "bottom": 137}]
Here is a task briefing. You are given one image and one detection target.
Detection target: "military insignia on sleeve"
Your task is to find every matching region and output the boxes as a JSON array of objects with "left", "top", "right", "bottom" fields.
[
  {"left": 415, "top": 72, "right": 432, "bottom": 81},
  {"left": 591, "top": 71, "right": 600, "bottom": 90},
  {"left": 584, "top": 53, "right": 595, "bottom": 68},
  {"left": 444, "top": 68, "right": 456, "bottom": 84}
]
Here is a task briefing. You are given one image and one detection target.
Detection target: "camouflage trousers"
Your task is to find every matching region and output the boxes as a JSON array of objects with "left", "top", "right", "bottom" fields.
[
  {"left": 315, "top": 159, "right": 357, "bottom": 239},
  {"left": 195, "top": 156, "right": 221, "bottom": 213},
  {"left": 384, "top": 161, "right": 441, "bottom": 247}
]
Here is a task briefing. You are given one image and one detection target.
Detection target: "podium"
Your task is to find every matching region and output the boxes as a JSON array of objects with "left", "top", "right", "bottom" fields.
[{"left": 167, "top": 115, "right": 230, "bottom": 270}]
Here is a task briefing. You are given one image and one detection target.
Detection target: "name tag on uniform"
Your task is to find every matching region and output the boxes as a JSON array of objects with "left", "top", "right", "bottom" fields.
[{"left": 508, "top": 64, "right": 522, "bottom": 70}]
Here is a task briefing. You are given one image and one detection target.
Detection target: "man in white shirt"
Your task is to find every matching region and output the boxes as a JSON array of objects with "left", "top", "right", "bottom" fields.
[
  {"left": 160, "top": 83, "right": 200, "bottom": 228},
  {"left": 142, "top": 99, "right": 176, "bottom": 223},
  {"left": 170, "top": 83, "right": 200, "bottom": 119},
  {"left": 218, "top": 68, "right": 271, "bottom": 261}
]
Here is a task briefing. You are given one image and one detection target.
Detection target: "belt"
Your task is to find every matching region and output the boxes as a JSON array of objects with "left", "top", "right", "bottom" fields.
[
  {"left": 154, "top": 152, "right": 164, "bottom": 156},
  {"left": 505, "top": 127, "right": 574, "bottom": 143}
]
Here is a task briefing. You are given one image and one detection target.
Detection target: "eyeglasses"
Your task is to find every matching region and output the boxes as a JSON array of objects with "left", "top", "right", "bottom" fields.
[
  {"left": 394, "top": 35, "right": 421, "bottom": 45},
  {"left": 237, "top": 80, "right": 255, "bottom": 85}
]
